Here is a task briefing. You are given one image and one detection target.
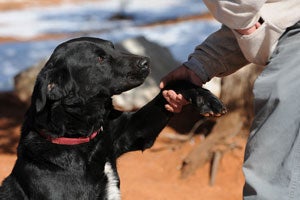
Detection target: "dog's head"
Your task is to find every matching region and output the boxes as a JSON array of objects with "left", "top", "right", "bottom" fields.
[
  {"left": 33, "top": 37, "right": 150, "bottom": 112},
  {"left": 29, "top": 37, "right": 150, "bottom": 137}
]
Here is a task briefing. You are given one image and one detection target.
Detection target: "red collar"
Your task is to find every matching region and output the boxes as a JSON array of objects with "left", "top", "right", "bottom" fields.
[{"left": 39, "top": 127, "right": 102, "bottom": 145}]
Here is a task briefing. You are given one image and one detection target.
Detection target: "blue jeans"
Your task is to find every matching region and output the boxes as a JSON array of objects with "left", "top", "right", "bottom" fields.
[{"left": 243, "top": 22, "right": 300, "bottom": 200}]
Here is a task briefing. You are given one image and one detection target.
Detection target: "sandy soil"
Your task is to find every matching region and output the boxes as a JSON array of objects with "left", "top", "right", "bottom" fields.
[{"left": 0, "top": 1, "right": 247, "bottom": 199}]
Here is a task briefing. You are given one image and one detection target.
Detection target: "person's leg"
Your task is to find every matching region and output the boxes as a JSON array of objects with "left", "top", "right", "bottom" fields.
[{"left": 243, "top": 22, "right": 300, "bottom": 200}]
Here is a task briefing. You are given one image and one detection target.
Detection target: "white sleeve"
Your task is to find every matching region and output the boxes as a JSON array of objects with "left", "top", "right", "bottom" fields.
[{"left": 203, "top": 0, "right": 266, "bottom": 29}]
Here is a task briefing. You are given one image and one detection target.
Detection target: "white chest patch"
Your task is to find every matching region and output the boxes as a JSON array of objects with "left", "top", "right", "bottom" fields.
[{"left": 104, "top": 162, "right": 121, "bottom": 200}]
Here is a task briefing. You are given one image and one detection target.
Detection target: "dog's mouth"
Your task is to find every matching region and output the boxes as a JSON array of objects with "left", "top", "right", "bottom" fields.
[
  {"left": 112, "top": 69, "right": 150, "bottom": 94},
  {"left": 124, "top": 70, "right": 149, "bottom": 89},
  {"left": 126, "top": 68, "right": 150, "bottom": 80},
  {"left": 112, "top": 57, "right": 150, "bottom": 94}
]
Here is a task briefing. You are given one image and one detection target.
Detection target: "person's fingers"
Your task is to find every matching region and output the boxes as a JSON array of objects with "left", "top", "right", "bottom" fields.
[
  {"left": 176, "top": 94, "right": 189, "bottom": 105},
  {"left": 162, "top": 90, "right": 171, "bottom": 102},
  {"left": 165, "top": 90, "right": 177, "bottom": 101},
  {"left": 165, "top": 104, "right": 182, "bottom": 113},
  {"left": 162, "top": 90, "right": 186, "bottom": 113},
  {"left": 165, "top": 104, "right": 174, "bottom": 112},
  {"left": 163, "top": 90, "right": 187, "bottom": 105},
  {"left": 163, "top": 91, "right": 180, "bottom": 107}
]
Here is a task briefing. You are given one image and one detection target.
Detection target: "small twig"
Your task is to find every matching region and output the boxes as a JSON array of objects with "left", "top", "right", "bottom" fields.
[
  {"left": 149, "top": 145, "right": 178, "bottom": 152},
  {"left": 189, "top": 119, "right": 206, "bottom": 136},
  {"left": 161, "top": 132, "right": 194, "bottom": 142},
  {"left": 161, "top": 119, "right": 206, "bottom": 143},
  {"left": 210, "top": 151, "right": 222, "bottom": 186}
]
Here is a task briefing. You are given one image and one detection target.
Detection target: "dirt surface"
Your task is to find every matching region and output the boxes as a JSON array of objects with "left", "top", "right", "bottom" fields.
[{"left": 0, "top": 1, "right": 247, "bottom": 199}]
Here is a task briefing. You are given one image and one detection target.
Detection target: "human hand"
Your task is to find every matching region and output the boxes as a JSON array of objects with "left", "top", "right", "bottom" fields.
[
  {"left": 236, "top": 21, "right": 261, "bottom": 35},
  {"left": 159, "top": 65, "right": 202, "bottom": 89},
  {"left": 160, "top": 65, "right": 203, "bottom": 113},
  {"left": 161, "top": 90, "right": 189, "bottom": 113}
]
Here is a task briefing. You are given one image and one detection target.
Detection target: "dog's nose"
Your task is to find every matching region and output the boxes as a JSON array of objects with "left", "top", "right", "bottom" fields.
[{"left": 137, "top": 58, "right": 150, "bottom": 70}]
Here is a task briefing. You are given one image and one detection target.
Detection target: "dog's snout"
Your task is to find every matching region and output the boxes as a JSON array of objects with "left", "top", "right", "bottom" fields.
[{"left": 137, "top": 58, "right": 150, "bottom": 69}]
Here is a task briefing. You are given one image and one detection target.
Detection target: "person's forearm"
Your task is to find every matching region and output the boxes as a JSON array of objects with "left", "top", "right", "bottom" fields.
[{"left": 184, "top": 25, "right": 249, "bottom": 83}]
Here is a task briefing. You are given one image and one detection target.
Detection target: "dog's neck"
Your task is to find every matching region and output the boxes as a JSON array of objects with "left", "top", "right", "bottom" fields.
[
  {"left": 24, "top": 96, "right": 112, "bottom": 141},
  {"left": 39, "top": 126, "right": 103, "bottom": 145}
]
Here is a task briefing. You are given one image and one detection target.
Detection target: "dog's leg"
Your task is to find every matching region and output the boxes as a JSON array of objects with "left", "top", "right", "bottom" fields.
[
  {"left": 110, "top": 93, "right": 172, "bottom": 157},
  {"left": 111, "top": 81, "right": 226, "bottom": 157}
]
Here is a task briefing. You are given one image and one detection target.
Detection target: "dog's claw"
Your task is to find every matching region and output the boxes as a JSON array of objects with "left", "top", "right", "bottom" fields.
[
  {"left": 200, "top": 110, "right": 226, "bottom": 117},
  {"left": 202, "top": 113, "right": 210, "bottom": 117},
  {"left": 214, "top": 113, "right": 222, "bottom": 117},
  {"left": 192, "top": 89, "right": 227, "bottom": 117}
]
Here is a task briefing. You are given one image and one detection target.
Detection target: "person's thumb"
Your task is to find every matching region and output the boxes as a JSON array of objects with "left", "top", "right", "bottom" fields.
[
  {"left": 159, "top": 78, "right": 167, "bottom": 89},
  {"left": 159, "top": 74, "right": 173, "bottom": 89},
  {"left": 159, "top": 81, "right": 165, "bottom": 89}
]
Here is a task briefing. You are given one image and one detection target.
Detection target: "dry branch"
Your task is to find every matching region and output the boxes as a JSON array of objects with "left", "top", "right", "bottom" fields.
[
  {"left": 179, "top": 64, "right": 263, "bottom": 179},
  {"left": 180, "top": 112, "right": 243, "bottom": 179},
  {"left": 210, "top": 151, "right": 222, "bottom": 186}
]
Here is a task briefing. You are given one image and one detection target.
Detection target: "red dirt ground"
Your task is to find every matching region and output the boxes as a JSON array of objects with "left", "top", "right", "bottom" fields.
[{"left": 0, "top": 1, "right": 247, "bottom": 199}]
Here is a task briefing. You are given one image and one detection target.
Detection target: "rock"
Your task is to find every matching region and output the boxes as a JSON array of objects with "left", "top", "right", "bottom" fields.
[{"left": 14, "top": 60, "right": 44, "bottom": 105}]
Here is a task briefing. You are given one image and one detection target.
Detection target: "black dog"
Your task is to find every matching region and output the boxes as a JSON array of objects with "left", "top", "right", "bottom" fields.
[{"left": 0, "top": 37, "right": 226, "bottom": 200}]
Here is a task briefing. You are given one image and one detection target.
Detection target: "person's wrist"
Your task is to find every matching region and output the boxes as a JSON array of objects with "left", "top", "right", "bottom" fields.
[{"left": 236, "top": 22, "right": 261, "bottom": 35}]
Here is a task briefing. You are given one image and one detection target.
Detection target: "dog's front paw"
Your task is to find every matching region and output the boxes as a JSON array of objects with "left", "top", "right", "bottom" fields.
[
  {"left": 189, "top": 88, "right": 227, "bottom": 117},
  {"left": 164, "top": 81, "right": 227, "bottom": 117}
]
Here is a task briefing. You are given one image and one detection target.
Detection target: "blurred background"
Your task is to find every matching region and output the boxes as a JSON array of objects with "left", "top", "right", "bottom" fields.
[
  {"left": 0, "top": 0, "right": 221, "bottom": 91},
  {"left": 0, "top": 1, "right": 247, "bottom": 200}
]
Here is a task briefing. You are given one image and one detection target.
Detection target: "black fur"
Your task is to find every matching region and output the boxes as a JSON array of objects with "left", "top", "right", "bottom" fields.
[{"left": 0, "top": 37, "right": 226, "bottom": 200}]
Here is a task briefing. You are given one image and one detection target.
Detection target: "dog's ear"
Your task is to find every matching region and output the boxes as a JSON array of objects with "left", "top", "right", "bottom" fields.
[
  {"left": 32, "top": 61, "right": 72, "bottom": 112},
  {"left": 46, "top": 65, "right": 72, "bottom": 101},
  {"left": 32, "top": 75, "right": 48, "bottom": 113}
]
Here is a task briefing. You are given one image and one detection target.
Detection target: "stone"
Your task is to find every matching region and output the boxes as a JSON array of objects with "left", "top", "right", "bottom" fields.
[{"left": 14, "top": 60, "right": 44, "bottom": 105}]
